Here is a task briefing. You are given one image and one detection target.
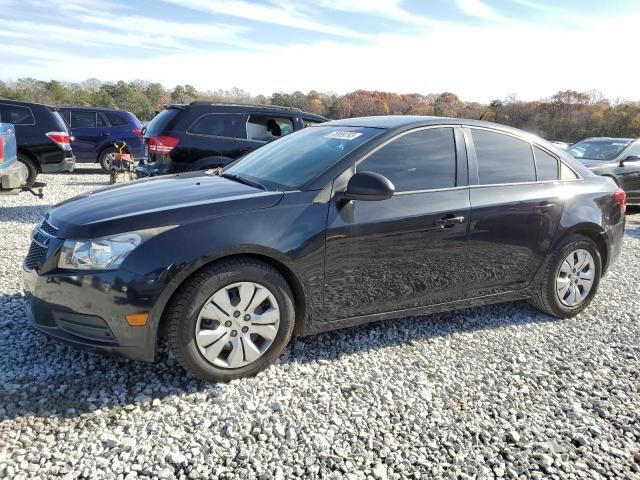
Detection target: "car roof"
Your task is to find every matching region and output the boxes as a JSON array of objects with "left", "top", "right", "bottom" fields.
[
  {"left": 0, "top": 97, "right": 54, "bottom": 109},
  {"left": 319, "top": 115, "right": 536, "bottom": 136},
  {"left": 58, "top": 106, "right": 132, "bottom": 114},
  {"left": 576, "top": 137, "right": 636, "bottom": 142},
  {"left": 165, "top": 102, "right": 328, "bottom": 121}
]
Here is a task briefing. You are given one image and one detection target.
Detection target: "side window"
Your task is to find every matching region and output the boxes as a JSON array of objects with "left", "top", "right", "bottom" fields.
[
  {"left": 188, "top": 113, "right": 244, "bottom": 138},
  {"left": 70, "top": 111, "right": 97, "bottom": 128},
  {"left": 560, "top": 163, "right": 579, "bottom": 180},
  {"left": 472, "top": 129, "right": 535, "bottom": 184},
  {"left": 246, "top": 115, "right": 294, "bottom": 141},
  {"left": 105, "top": 113, "right": 128, "bottom": 126},
  {"left": 0, "top": 104, "right": 35, "bottom": 125},
  {"left": 96, "top": 113, "right": 107, "bottom": 128},
  {"left": 358, "top": 127, "right": 456, "bottom": 192},
  {"left": 534, "top": 146, "right": 559, "bottom": 181}
]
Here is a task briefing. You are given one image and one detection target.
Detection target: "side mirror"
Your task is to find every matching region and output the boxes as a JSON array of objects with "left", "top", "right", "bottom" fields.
[
  {"left": 620, "top": 155, "right": 640, "bottom": 167},
  {"left": 337, "top": 171, "right": 395, "bottom": 202}
]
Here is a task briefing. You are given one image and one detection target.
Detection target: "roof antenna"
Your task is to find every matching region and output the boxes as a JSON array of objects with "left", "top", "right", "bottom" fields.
[{"left": 478, "top": 113, "right": 484, "bottom": 121}]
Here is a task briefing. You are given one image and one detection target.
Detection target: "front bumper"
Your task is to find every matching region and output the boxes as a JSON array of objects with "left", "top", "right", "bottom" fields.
[
  {"left": 22, "top": 265, "right": 159, "bottom": 362},
  {"left": 0, "top": 161, "right": 28, "bottom": 189},
  {"left": 41, "top": 155, "right": 75, "bottom": 173}
]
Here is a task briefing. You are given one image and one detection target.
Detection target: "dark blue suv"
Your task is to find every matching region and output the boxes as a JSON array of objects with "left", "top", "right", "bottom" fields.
[{"left": 59, "top": 107, "right": 144, "bottom": 172}]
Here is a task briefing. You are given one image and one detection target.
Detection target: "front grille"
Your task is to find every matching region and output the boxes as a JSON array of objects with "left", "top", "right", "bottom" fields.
[
  {"left": 25, "top": 241, "right": 47, "bottom": 270},
  {"left": 40, "top": 219, "right": 58, "bottom": 237}
]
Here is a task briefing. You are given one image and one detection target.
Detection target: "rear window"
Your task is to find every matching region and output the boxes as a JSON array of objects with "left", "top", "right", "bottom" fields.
[
  {"left": 145, "top": 108, "right": 180, "bottom": 136},
  {"left": 50, "top": 111, "right": 69, "bottom": 132},
  {"left": 472, "top": 129, "right": 536, "bottom": 184},
  {"left": 0, "top": 103, "right": 35, "bottom": 125},
  {"left": 106, "top": 113, "right": 128, "bottom": 126},
  {"left": 188, "top": 113, "right": 244, "bottom": 138},
  {"left": 534, "top": 146, "right": 559, "bottom": 181}
]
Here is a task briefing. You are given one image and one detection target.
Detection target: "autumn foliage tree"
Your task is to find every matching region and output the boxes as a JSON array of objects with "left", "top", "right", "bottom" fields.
[{"left": 1, "top": 79, "right": 639, "bottom": 142}]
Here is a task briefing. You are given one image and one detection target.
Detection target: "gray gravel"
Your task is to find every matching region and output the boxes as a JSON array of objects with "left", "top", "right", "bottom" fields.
[{"left": 1, "top": 165, "right": 640, "bottom": 479}]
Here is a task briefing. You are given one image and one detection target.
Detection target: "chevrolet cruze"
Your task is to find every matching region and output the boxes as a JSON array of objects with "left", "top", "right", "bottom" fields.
[{"left": 23, "top": 116, "right": 626, "bottom": 382}]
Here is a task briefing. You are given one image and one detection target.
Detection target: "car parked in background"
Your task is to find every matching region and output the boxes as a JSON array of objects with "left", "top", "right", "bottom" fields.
[
  {"left": 568, "top": 137, "right": 640, "bottom": 205},
  {"left": 0, "top": 122, "right": 27, "bottom": 190},
  {"left": 23, "top": 116, "right": 625, "bottom": 382},
  {"left": 139, "top": 102, "right": 327, "bottom": 176},
  {"left": 58, "top": 107, "right": 144, "bottom": 172},
  {"left": 549, "top": 141, "right": 570, "bottom": 150},
  {"left": 0, "top": 99, "right": 75, "bottom": 186}
]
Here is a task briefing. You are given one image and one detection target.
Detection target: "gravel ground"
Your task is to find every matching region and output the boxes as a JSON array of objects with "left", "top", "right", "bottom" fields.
[{"left": 1, "top": 165, "right": 640, "bottom": 480}]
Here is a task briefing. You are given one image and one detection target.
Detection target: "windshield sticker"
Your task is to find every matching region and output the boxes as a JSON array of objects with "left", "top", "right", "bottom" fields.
[{"left": 325, "top": 131, "right": 363, "bottom": 140}]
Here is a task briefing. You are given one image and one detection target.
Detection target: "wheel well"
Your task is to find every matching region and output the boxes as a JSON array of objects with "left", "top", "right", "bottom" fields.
[
  {"left": 572, "top": 228, "right": 609, "bottom": 274},
  {"left": 97, "top": 144, "right": 127, "bottom": 162},
  {"left": 17, "top": 148, "right": 40, "bottom": 172},
  {"left": 157, "top": 253, "right": 308, "bottom": 340}
]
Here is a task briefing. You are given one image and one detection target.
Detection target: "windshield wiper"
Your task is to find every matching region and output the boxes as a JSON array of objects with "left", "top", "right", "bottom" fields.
[{"left": 221, "top": 173, "right": 266, "bottom": 190}]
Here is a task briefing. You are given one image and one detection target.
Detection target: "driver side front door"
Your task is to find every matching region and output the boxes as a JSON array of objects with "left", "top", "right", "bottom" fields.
[{"left": 322, "top": 126, "right": 470, "bottom": 323}]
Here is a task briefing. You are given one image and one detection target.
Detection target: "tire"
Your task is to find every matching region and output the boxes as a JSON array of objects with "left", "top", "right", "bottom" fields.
[
  {"left": 17, "top": 153, "right": 38, "bottom": 187},
  {"left": 166, "top": 258, "right": 296, "bottom": 382},
  {"left": 530, "top": 234, "right": 602, "bottom": 318},
  {"left": 99, "top": 147, "right": 119, "bottom": 173}
]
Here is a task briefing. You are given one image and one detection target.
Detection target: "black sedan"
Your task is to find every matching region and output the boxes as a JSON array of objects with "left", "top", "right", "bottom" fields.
[
  {"left": 567, "top": 137, "right": 640, "bottom": 205},
  {"left": 23, "top": 116, "right": 626, "bottom": 382}
]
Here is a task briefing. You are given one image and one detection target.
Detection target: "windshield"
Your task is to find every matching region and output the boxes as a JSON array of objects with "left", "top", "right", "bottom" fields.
[
  {"left": 224, "top": 126, "right": 381, "bottom": 189},
  {"left": 568, "top": 139, "right": 632, "bottom": 161}
]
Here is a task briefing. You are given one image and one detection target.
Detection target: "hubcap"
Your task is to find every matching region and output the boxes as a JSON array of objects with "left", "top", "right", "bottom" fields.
[
  {"left": 556, "top": 249, "right": 595, "bottom": 307},
  {"left": 104, "top": 152, "right": 116, "bottom": 169},
  {"left": 194, "top": 281, "right": 280, "bottom": 369}
]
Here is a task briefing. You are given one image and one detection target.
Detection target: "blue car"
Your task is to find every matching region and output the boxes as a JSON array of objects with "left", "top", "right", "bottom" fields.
[{"left": 59, "top": 107, "right": 144, "bottom": 172}]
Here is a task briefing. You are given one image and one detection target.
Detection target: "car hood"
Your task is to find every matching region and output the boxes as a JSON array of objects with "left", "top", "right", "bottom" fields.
[
  {"left": 49, "top": 171, "right": 283, "bottom": 239},
  {"left": 578, "top": 159, "right": 610, "bottom": 169}
]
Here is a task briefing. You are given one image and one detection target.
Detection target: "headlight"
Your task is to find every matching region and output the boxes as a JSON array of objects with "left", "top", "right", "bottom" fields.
[{"left": 58, "top": 233, "right": 142, "bottom": 270}]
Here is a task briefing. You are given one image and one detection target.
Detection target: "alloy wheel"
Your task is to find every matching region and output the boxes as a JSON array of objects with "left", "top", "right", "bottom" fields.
[
  {"left": 194, "top": 281, "right": 280, "bottom": 369},
  {"left": 556, "top": 248, "right": 595, "bottom": 307}
]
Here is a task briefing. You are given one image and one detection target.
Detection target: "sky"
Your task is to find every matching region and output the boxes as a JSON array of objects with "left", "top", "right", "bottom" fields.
[{"left": 1, "top": 0, "right": 640, "bottom": 102}]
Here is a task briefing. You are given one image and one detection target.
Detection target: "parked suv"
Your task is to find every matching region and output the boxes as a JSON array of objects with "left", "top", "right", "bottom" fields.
[
  {"left": 140, "top": 102, "right": 327, "bottom": 176},
  {"left": 58, "top": 107, "right": 144, "bottom": 172},
  {"left": 0, "top": 99, "right": 75, "bottom": 186},
  {"left": 23, "top": 117, "right": 625, "bottom": 382}
]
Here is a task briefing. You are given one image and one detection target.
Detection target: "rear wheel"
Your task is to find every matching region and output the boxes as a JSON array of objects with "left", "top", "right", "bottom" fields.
[
  {"left": 17, "top": 153, "right": 38, "bottom": 187},
  {"left": 99, "top": 147, "right": 119, "bottom": 172},
  {"left": 531, "top": 234, "right": 601, "bottom": 318},
  {"left": 166, "top": 259, "right": 295, "bottom": 382}
]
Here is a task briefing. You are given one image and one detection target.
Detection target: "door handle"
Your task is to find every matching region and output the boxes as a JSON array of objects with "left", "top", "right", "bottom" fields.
[
  {"left": 537, "top": 201, "right": 556, "bottom": 210},
  {"left": 435, "top": 215, "right": 465, "bottom": 227}
]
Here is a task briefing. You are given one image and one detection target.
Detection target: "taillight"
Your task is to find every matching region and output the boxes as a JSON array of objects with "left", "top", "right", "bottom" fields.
[
  {"left": 148, "top": 135, "right": 179, "bottom": 155},
  {"left": 614, "top": 188, "right": 627, "bottom": 211},
  {"left": 0, "top": 137, "right": 4, "bottom": 164},
  {"left": 46, "top": 131, "right": 71, "bottom": 149},
  {"left": 133, "top": 128, "right": 142, "bottom": 137}
]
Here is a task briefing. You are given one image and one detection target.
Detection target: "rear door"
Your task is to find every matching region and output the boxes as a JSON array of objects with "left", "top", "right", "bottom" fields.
[
  {"left": 463, "top": 127, "right": 566, "bottom": 297},
  {"left": 69, "top": 110, "right": 104, "bottom": 161},
  {"left": 322, "top": 126, "right": 471, "bottom": 320}
]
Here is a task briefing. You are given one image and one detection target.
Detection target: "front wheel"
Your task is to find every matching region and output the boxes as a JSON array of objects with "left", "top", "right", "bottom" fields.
[
  {"left": 166, "top": 259, "right": 295, "bottom": 382},
  {"left": 531, "top": 234, "right": 602, "bottom": 318}
]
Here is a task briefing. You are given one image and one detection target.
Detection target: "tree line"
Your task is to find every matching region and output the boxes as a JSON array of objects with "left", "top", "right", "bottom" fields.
[{"left": 1, "top": 78, "right": 639, "bottom": 142}]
